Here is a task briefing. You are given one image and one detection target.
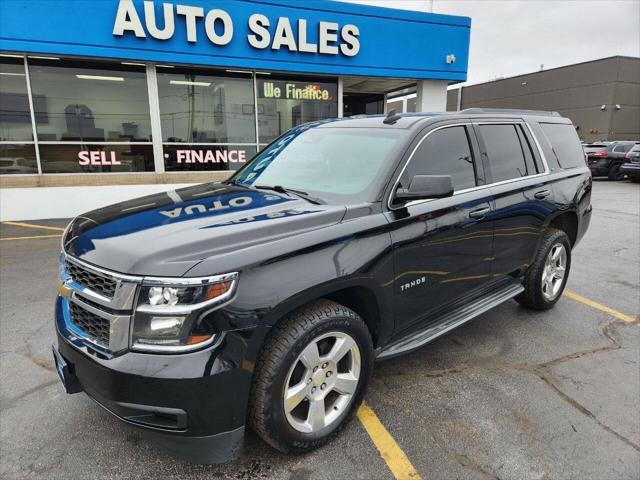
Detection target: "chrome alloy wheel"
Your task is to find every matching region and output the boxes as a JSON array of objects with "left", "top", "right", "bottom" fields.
[
  {"left": 283, "top": 331, "right": 361, "bottom": 433},
  {"left": 541, "top": 243, "right": 567, "bottom": 301}
]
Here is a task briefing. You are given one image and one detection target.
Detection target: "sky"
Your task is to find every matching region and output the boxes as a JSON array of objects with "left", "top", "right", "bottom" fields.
[{"left": 338, "top": 0, "right": 640, "bottom": 85}]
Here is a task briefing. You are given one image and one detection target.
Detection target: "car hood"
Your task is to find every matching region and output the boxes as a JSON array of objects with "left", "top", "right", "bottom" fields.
[{"left": 63, "top": 183, "right": 347, "bottom": 276}]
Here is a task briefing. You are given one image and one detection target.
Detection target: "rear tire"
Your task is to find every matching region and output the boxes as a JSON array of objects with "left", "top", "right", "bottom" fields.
[
  {"left": 608, "top": 164, "right": 626, "bottom": 181},
  {"left": 516, "top": 228, "right": 571, "bottom": 310},
  {"left": 249, "top": 299, "right": 373, "bottom": 453}
]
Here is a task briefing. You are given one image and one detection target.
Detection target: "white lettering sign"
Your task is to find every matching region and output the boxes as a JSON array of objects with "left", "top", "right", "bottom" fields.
[
  {"left": 78, "top": 150, "right": 122, "bottom": 166},
  {"left": 113, "top": 0, "right": 360, "bottom": 57},
  {"left": 173, "top": 149, "right": 247, "bottom": 164}
]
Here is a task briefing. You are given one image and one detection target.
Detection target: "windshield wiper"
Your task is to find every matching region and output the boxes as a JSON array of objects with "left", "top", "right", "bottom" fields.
[{"left": 255, "top": 185, "right": 324, "bottom": 205}]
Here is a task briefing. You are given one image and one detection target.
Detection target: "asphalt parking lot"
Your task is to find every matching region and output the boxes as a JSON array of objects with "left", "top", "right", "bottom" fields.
[{"left": 1, "top": 179, "right": 638, "bottom": 480}]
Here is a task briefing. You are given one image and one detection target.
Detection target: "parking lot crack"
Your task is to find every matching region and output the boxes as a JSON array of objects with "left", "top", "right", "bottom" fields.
[
  {"left": 16, "top": 344, "right": 56, "bottom": 372},
  {"left": 1, "top": 379, "right": 58, "bottom": 412},
  {"left": 502, "top": 320, "right": 640, "bottom": 453},
  {"left": 532, "top": 368, "right": 640, "bottom": 453}
]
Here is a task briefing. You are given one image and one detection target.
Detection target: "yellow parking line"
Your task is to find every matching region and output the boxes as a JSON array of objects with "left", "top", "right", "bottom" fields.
[
  {"left": 564, "top": 290, "right": 636, "bottom": 324},
  {"left": 357, "top": 402, "right": 421, "bottom": 480},
  {"left": 2, "top": 221, "right": 66, "bottom": 232},
  {"left": 0, "top": 234, "right": 62, "bottom": 241}
]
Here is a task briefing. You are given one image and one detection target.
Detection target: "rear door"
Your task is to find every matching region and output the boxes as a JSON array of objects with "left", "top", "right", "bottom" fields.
[
  {"left": 388, "top": 123, "right": 495, "bottom": 334},
  {"left": 475, "top": 122, "right": 553, "bottom": 278}
]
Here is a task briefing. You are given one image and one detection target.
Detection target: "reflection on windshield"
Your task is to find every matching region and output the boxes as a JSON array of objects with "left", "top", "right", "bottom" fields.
[{"left": 234, "top": 125, "right": 403, "bottom": 203}]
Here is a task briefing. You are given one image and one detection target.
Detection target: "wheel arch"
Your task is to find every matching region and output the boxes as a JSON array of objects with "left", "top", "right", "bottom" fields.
[
  {"left": 547, "top": 211, "right": 579, "bottom": 246},
  {"left": 262, "top": 279, "right": 389, "bottom": 350}
]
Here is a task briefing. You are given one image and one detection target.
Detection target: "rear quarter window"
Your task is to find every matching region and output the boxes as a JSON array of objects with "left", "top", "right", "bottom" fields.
[{"left": 540, "top": 123, "right": 586, "bottom": 169}]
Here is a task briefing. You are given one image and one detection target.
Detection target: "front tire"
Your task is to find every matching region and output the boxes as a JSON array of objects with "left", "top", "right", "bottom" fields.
[
  {"left": 249, "top": 299, "right": 373, "bottom": 453},
  {"left": 516, "top": 228, "right": 571, "bottom": 310}
]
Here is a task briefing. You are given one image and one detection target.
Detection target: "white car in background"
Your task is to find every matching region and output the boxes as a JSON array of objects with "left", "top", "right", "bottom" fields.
[{"left": 0, "top": 157, "right": 37, "bottom": 174}]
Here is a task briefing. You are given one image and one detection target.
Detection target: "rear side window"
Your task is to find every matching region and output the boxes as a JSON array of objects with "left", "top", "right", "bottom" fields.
[
  {"left": 403, "top": 126, "right": 477, "bottom": 191},
  {"left": 479, "top": 124, "right": 528, "bottom": 182},
  {"left": 516, "top": 125, "right": 540, "bottom": 174},
  {"left": 616, "top": 144, "right": 634, "bottom": 153},
  {"left": 540, "top": 123, "right": 586, "bottom": 169}
]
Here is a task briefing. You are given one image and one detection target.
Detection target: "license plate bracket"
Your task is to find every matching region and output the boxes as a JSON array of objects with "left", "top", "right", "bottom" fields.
[{"left": 52, "top": 344, "right": 83, "bottom": 394}]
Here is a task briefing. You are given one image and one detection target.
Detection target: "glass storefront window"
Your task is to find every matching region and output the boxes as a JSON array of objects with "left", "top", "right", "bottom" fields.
[
  {"left": 163, "top": 144, "right": 256, "bottom": 172},
  {"left": 0, "top": 55, "right": 345, "bottom": 176},
  {"left": 0, "top": 144, "right": 38, "bottom": 174},
  {"left": 0, "top": 58, "right": 34, "bottom": 141},
  {"left": 39, "top": 144, "right": 154, "bottom": 173},
  {"left": 257, "top": 75, "right": 338, "bottom": 143},
  {"left": 406, "top": 96, "right": 417, "bottom": 113},
  {"left": 28, "top": 58, "right": 151, "bottom": 142},
  {"left": 387, "top": 99, "right": 403, "bottom": 113},
  {"left": 158, "top": 68, "right": 255, "bottom": 144}
]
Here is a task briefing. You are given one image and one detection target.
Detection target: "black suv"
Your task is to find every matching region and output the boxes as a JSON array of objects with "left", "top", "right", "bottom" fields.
[
  {"left": 620, "top": 143, "right": 640, "bottom": 181},
  {"left": 587, "top": 140, "right": 639, "bottom": 180},
  {"left": 54, "top": 109, "right": 592, "bottom": 463}
]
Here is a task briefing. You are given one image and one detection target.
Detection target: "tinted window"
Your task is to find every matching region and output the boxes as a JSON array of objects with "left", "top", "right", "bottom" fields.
[
  {"left": 403, "top": 126, "right": 477, "bottom": 191},
  {"left": 540, "top": 123, "right": 586, "bottom": 169},
  {"left": 479, "top": 124, "right": 528, "bottom": 182},
  {"left": 516, "top": 125, "right": 539, "bottom": 174},
  {"left": 616, "top": 144, "right": 634, "bottom": 153},
  {"left": 584, "top": 146, "right": 607, "bottom": 154}
]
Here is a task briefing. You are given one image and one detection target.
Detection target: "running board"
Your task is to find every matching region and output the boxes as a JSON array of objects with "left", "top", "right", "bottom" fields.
[{"left": 377, "top": 283, "right": 524, "bottom": 360}]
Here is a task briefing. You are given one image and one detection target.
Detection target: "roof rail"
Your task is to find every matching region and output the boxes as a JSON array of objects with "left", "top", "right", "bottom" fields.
[{"left": 461, "top": 108, "right": 561, "bottom": 117}]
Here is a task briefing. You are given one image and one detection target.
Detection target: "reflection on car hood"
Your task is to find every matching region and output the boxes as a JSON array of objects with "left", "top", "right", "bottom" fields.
[{"left": 63, "top": 183, "right": 347, "bottom": 276}]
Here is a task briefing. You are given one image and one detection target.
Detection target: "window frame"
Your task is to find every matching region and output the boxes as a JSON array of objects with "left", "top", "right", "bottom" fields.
[
  {"left": 386, "top": 120, "right": 551, "bottom": 212},
  {"left": 474, "top": 121, "right": 552, "bottom": 185},
  {"left": 475, "top": 122, "right": 533, "bottom": 184},
  {"left": 398, "top": 124, "right": 482, "bottom": 193}
]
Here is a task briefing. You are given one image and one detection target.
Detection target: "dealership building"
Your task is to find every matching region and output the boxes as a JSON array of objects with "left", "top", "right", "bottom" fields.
[
  {"left": 0, "top": 0, "right": 470, "bottom": 220},
  {"left": 445, "top": 56, "right": 640, "bottom": 143}
]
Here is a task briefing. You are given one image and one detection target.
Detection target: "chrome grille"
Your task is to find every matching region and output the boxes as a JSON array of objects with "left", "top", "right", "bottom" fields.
[
  {"left": 69, "top": 302, "right": 110, "bottom": 347},
  {"left": 66, "top": 260, "right": 117, "bottom": 298}
]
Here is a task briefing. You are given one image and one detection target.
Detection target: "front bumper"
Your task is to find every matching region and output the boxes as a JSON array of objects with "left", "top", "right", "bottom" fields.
[{"left": 54, "top": 295, "right": 267, "bottom": 463}]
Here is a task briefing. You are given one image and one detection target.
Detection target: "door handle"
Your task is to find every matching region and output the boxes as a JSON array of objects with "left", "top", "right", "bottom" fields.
[
  {"left": 534, "top": 189, "right": 551, "bottom": 200},
  {"left": 469, "top": 206, "right": 491, "bottom": 219}
]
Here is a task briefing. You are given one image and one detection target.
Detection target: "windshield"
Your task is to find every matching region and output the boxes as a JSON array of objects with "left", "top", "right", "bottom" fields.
[{"left": 232, "top": 126, "right": 404, "bottom": 204}]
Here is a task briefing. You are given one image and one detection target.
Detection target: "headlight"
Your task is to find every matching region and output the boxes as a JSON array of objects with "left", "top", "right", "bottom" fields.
[{"left": 131, "top": 272, "right": 238, "bottom": 353}]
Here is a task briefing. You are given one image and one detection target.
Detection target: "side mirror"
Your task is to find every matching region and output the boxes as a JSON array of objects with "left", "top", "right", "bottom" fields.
[{"left": 394, "top": 175, "right": 454, "bottom": 203}]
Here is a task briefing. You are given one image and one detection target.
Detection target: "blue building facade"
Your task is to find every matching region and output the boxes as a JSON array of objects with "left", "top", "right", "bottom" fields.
[{"left": 0, "top": 0, "right": 470, "bottom": 177}]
